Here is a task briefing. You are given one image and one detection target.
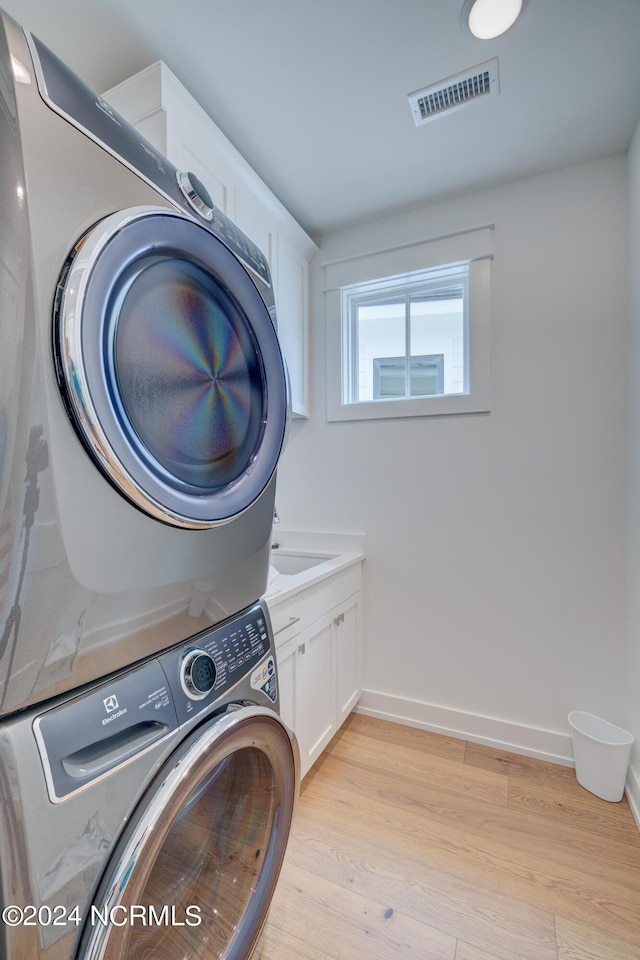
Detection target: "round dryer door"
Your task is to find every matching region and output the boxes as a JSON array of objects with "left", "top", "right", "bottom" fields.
[
  {"left": 79, "top": 706, "right": 298, "bottom": 960},
  {"left": 54, "top": 206, "right": 288, "bottom": 528}
]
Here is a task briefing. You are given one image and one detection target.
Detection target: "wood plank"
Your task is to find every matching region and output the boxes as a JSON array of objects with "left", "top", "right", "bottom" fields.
[
  {"left": 463, "top": 740, "right": 547, "bottom": 777},
  {"left": 285, "top": 808, "right": 558, "bottom": 960},
  {"left": 328, "top": 725, "right": 509, "bottom": 809},
  {"left": 268, "top": 863, "right": 456, "bottom": 960},
  {"left": 555, "top": 915, "right": 640, "bottom": 960},
  {"left": 465, "top": 738, "right": 640, "bottom": 850},
  {"left": 508, "top": 770, "right": 640, "bottom": 847},
  {"left": 350, "top": 712, "right": 468, "bottom": 762},
  {"left": 421, "top": 733, "right": 635, "bottom": 862},
  {"left": 260, "top": 921, "right": 338, "bottom": 960},
  {"left": 454, "top": 943, "right": 513, "bottom": 960}
]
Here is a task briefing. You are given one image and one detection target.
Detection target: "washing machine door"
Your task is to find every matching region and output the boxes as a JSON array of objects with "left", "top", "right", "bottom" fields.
[
  {"left": 54, "top": 206, "right": 288, "bottom": 528},
  {"left": 79, "top": 705, "right": 298, "bottom": 960}
]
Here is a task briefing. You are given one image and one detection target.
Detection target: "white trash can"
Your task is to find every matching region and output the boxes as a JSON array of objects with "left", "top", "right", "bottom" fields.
[{"left": 568, "top": 711, "right": 634, "bottom": 802}]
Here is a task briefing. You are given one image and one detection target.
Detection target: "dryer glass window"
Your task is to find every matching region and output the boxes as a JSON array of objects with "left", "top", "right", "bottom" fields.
[
  {"left": 55, "top": 209, "right": 288, "bottom": 527},
  {"left": 111, "top": 257, "right": 264, "bottom": 490}
]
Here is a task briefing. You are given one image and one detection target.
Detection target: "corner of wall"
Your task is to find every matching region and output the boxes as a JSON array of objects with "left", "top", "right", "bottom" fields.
[
  {"left": 626, "top": 115, "right": 640, "bottom": 797},
  {"left": 627, "top": 762, "right": 640, "bottom": 832}
]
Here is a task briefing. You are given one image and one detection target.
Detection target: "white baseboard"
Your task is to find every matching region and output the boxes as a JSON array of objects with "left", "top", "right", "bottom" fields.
[
  {"left": 356, "top": 690, "right": 640, "bottom": 832},
  {"left": 626, "top": 764, "right": 640, "bottom": 832},
  {"left": 356, "top": 689, "right": 574, "bottom": 765}
]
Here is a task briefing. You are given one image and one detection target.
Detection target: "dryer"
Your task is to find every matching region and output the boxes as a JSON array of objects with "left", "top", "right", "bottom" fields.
[{"left": 0, "top": 9, "right": 289, "bottom": 717}]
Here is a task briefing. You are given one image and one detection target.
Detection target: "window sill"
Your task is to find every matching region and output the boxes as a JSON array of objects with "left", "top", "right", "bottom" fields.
[{"left": 327, "top": 390, "right": 490, "bottom": 422}]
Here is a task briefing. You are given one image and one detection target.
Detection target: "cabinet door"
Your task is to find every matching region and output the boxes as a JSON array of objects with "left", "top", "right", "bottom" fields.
[
  {"left": 335, "top": 594, "right": 361, "bottom": 727},
  {"left": 275, "top": 634, "right": 298, "bottom": 736},
  {"left": 276, "top": 237, "right": 309, "bottom": 417},
  {"left": 235, "top": 188, "right": 276, "bottom": 273},
  {"left": 296, "top": 612, "right": 336, "bottom": 777}
]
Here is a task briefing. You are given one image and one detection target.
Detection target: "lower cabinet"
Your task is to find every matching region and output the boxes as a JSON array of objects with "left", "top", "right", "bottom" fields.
[
  {"left": 335, "top": 596, "right": 361, "bottom": 726},
  {"left": 271, "top": 580, "right": 361, "bottom": 779}
]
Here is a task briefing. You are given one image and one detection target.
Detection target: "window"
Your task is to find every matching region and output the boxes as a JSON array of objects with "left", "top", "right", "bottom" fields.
[
  {"left": 325, "top": 227, "right": 492, "bottom": 421},
  {"left": 344, "top": 265, "right": 466, "bottom": 404}
]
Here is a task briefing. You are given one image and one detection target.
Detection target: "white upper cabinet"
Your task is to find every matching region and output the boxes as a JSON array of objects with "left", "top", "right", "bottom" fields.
[{"left": 104, "top": 61, "right": 316, "bottom": 418}]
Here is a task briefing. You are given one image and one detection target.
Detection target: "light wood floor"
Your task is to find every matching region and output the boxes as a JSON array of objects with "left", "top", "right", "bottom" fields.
[{"left": 262, "top": 713, "right": 640, "bottom": 960}]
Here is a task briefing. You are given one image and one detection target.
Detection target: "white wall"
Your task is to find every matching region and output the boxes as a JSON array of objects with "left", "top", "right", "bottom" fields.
[
  {"left": 276, "top": 155, "right": 629, "bottom": 762},
  {"left": 627, "top": 122, "right": 640, "bottom": 818}
]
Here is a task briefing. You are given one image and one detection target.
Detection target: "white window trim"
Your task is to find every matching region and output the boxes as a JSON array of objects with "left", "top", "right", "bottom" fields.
[{"left": 325, "top": 226, "right": 493, "bottom": 422}]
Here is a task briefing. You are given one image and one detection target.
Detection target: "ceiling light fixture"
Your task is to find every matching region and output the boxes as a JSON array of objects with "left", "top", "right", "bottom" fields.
[{"left": 462, "top": 0, "right": 526, "bottom": 39}]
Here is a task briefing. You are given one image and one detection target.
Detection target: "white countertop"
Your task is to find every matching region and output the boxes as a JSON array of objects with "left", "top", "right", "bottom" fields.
[{"left": 263, "top": 530, "right": 365, "bottom": 606}]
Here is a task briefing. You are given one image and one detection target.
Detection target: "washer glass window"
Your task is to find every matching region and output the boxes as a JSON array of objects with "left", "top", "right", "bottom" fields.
[{"left": 82, "top": 711, "right": 297, "bottom": 960}]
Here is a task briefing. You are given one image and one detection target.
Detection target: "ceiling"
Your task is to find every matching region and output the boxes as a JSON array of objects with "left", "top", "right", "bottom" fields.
[{"left": 4, "top": 0, "right": 640, "bottom": 237}]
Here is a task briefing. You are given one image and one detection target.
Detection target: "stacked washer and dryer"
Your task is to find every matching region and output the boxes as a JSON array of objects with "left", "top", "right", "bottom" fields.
[{"left": 0, "top": 8, "right": 298, "bottom": 960}]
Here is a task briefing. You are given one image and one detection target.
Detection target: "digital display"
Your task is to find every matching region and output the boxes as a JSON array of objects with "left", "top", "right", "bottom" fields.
[{"left": 191, "top": 654, "right": 215, "bottom": 693}]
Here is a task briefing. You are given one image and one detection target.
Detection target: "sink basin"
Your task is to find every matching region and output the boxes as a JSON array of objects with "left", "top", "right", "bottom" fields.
[{"left": 270, "top": 552, "right": 336, "bottom": 576}]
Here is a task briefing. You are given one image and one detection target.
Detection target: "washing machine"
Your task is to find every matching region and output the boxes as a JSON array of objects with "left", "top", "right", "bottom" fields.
[
  {"left": 1, "top": 600, "right": 299, "bottom": 960},
  {"left": 0, "top": 7, "right": 298, "bottom": 958}
]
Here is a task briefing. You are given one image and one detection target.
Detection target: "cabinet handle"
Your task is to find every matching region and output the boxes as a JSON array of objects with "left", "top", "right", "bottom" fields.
[
  {"left": 298, "top": 642, "right": 306, "bottom": 655},
  {"left": 334, "top": 613, "right": 345, "bottom": 626},
  {"left": 274, "top": 616, "right": 301, "bottom": 636}
]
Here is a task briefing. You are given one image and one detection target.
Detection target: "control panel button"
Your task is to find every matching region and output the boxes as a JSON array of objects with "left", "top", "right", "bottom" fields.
[
  {"left": 176, "top": 170, "right": 214, "bottom": 220},
  {"left": 180, "top": 649, "right": 216, "bottom": 700}
]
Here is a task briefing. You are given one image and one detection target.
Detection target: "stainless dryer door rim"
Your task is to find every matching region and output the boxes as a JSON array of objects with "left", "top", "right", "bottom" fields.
[
  {"left": 54, "top": 205, "right": 289, "bottom": 528},
  {"left": 79, "top": 704, "right": 299, "bottom": 960}
]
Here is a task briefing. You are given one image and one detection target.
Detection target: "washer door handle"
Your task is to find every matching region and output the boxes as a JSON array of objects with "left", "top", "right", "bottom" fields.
[{"left": 62, "top": 720, "right": 168, "bottom": 779}]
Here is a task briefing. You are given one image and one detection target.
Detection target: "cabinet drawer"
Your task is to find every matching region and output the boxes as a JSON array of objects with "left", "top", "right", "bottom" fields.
[
  {"left": 268, "top": 596, "right": 305, "bottom": 647},
  {"left": 266, "top": 561, "right": 363, "bottom": 649},
  {"left": 288, "top": 566, "right": 361, "bottom": 627}
]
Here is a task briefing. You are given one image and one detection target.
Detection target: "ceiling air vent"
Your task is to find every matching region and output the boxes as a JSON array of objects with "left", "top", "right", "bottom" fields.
[{"left": 408, "top": 58, "right": 499, "bottom": 126}]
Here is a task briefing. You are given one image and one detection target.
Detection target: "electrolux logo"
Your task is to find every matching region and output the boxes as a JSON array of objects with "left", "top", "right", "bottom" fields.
[
  {"left": 102, "top": 693, "right": 127, "bottom": 726},
  {"left": 95, "top": 96, "right": 121, "bottom": 126}
]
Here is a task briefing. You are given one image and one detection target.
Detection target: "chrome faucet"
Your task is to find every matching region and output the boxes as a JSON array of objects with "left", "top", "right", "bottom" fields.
[{"left": 271, "top": 507, "right": 280, "bottom": 549}]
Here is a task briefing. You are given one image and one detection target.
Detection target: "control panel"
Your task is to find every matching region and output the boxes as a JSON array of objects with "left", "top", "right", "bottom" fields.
[
  {"left": 27, "top": 33, "right": 271, "bottom": 286},
  {"left": 160, "top": 606, "right": 276, "bottom": 725},
  {"left": 34, "top": 603, "right": 276, "bottom": 802},
  {"left": 176, "top": 170, "right": 214, "bottom": 220}
]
